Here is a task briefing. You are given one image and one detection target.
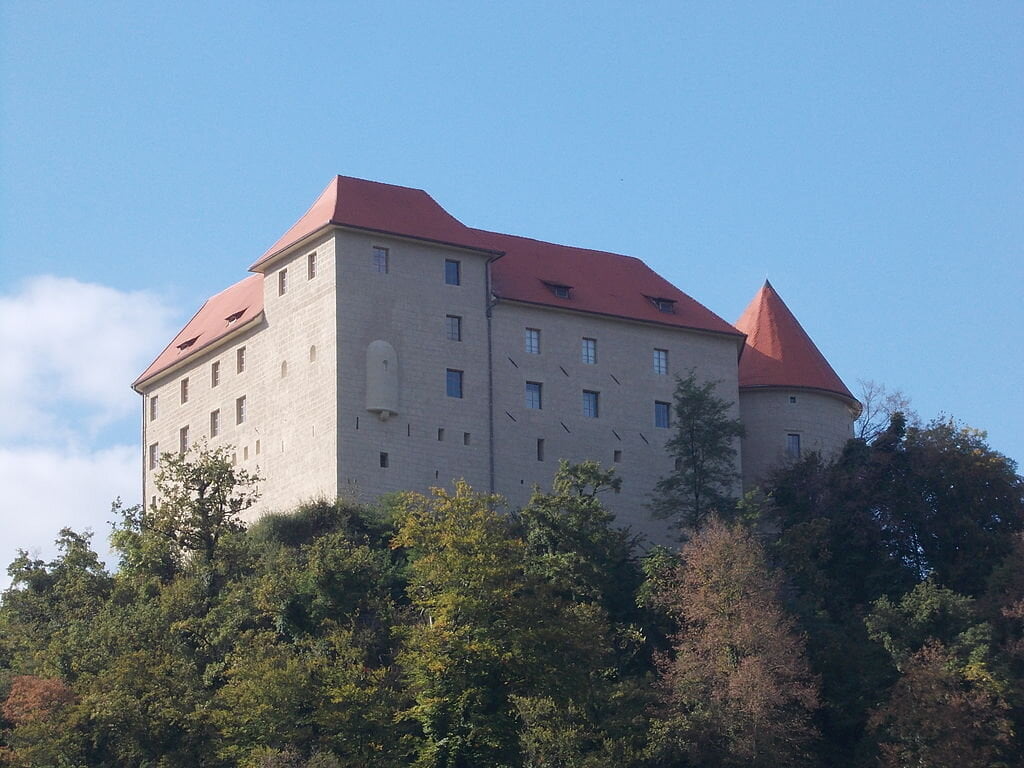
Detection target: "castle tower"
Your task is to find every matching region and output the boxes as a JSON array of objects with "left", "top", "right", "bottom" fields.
[{"left": 735, "top": 280, "right": 860, "bottom": 490}]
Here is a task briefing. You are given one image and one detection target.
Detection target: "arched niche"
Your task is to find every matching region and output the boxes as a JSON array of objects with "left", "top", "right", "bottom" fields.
[{"left": 366, "top": 340, "right": 399, "bottom": 419}]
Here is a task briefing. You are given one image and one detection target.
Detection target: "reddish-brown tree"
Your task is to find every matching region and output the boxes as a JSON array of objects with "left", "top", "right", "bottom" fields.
[{"left": 652, "top": 519, "right": 820, "bottom": 767}]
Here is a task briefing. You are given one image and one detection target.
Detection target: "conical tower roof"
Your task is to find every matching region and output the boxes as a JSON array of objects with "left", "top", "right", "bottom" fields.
[{"left": 735, "top": 281, "right": 856, "bottom": 402}]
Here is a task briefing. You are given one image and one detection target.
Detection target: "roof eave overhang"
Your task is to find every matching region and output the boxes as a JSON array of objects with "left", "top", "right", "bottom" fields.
[
  {"left": 251, "top": 222, "right": 504, "bottom": 273},
  {"left": 132, "top": 312, "right": 265, "bottom": 393},
  {"left": 493, "top": 294, "right": 746, "bottom": 345}
]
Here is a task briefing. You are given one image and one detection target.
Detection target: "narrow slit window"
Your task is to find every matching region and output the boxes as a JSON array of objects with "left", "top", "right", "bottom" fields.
[
  {"left": 148, "top": 443, "right": 159, "bottom": 470},
  {"left": 536, "top": 438, "right": 545, "bottom": 461},
  {"left": 211, "top": 360, "right": 220, "bottom": 387},
  {"left": 278, "top": 268, "right": 288, "bottom": 296},
  {"left": 463, "top": 432, "right": 471, "bottom": 445},
  {"left": 179, "top": 425, "right": 189, "bottom": 454},
  {"left": 307, "top": 251, "right": 317, "bottom": 279},
  {"left": 149, "top": 395, "right": 158, "bottom": 421},
  {"left": 180, "top": 377, "right": 189, "bottom": 404},
  {"left": 438, "top": 428, "right": 445, "bottom": 441},
  {"left": 210, "top": 409, "right": 220, "bottom": 437},
  {"left": 236, "top": 347, "right": 246, "bottom": 373},
  {"left": 236, "top": 395, "right": 247, "bottom": 424}
]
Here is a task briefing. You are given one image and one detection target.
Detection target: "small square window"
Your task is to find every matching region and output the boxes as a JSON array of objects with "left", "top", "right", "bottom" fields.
[
  {"left": 236, "top": 395, "right": 247, "bottom": 424},
  {"left": 211, "top": 360, "right": 220, "bottom": 387},
  {"left": 149, "top": 395, "right": 158, "bottom": 421},
  {"left": 278, "top": 268, "right": 288, "bottom": 296},
  {"left": 374, "top": 247, "right": 389, "bottom": 273},
  {"left": 525, "top": 381, "right": 543, "bottom": 410},
  {"left": 536, "top": 438, "right": 545, "bottom": 461},
  {"left": 210, "top": 409, "right": 220, "bottom": 437},
  {"left": 379, "top": 451, "right": 389, "bottom": 468},
  {"left": 654, "top": 349, "right": 668, "bottom": 375},
  {"left": 446, "top": 369, "right": 463, "bottom": 398},
  {"left": 582, "top": 338, "right": 597, "bottom": 365},
  {"left": 787, "top": 433, "right": 801, "bottom": 458},
  {"left": 180, "top": 378, "right": 189, "bottom": 404},
  {"left": 444, "top": 259, "right": 461, "bottom": 285},
  {"left": 307, "top": 251, "right": 317, "bottom": 279},
  {"left": 446, "top": 315, "right": 462, "bottom": 341},
  {"left": 525, "top": 328, "right": 541, "bottom": 354},
  {"left": 655, "top": 401, "right": 671, "bottom": 428},
  {"left": 789, "top": 396, "right": 797, "bottom": 404},
  {"left": 236, "top": 347, "right": 246, "bottom": 374},
  {"left": 179, "top": 425, "right": 189, "bottom": 454},
  {"left": 148, "top": 442, "right": 159, "bottom": 470},
  {"left": 582, "top": 390, "right": 599, "bottom": 418}
]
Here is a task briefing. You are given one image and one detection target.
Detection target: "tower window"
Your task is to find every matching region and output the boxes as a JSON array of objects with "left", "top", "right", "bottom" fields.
[
  {"left": 446, "top": 315, "right": 462, "bottom": 341},
  {"left": 180, "top": 377, "right": 189, "bottom": 404},
  {"left": 236, "top": 395, "right": 247, "bottom": 424},
  {"left": 236, "top": 346, "right": 246, "bottom": 373},
  {"left": 444, "top": 259, "right": 461, "bottom": 285},
  {"left": 307, "top": 251, "right": 317, "bottom": 279},
  {"left": 179, "top": 425, "right": 189, "bottom": 454},
  {"left": 787, "top": 433, "right": 801, "bottom": 458},
  {"left": 581, "top": 337, "right": 597, "bottom": 364},
  {"left": 525, "top": 328, "right": 541, "bottom": 354},
  {"left": 149, "top": 395, "right": 158, "bottom": 421},
  {"left": 211, "top": 360, "right": 220, "bottom": 387},
  {"left": 379, "top": 451, "right": 389, "bottom": 468},
  {"left": 210, "top": 409, "right": 220, "bottom": 437},
  {"left": 655, "top": 401, "right": 671, "bottom": 428},
  {"left": 374, "top": 246, "right": 389, "bottom": 273},
  {"left": 525, "top": 381, "right": 543, "bottom": 410},
  {"left": 536, "top": 438, "right": 545, "bottom": 461},
  {"left": 582, "top": 390, "right": 599, "bottom": 418},
  {"left": 148, "top": 442, "right": 159, "bottom": 470},
  {"left": 446, "top": 369, "right": 463, "bottom": 398},
  {"left": 653, "top": 349, "right": 668, "bottom": 375},
  {"left": 278, "top": 268, "right": 288, "bottom": 296}
]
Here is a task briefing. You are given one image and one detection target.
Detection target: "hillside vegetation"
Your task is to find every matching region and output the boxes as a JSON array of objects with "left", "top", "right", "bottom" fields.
[{"left": 2, "top": 412, "right": 1022, "bottom": 767}]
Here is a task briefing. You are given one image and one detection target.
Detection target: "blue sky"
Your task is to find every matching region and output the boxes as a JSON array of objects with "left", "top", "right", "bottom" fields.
[{"left": 1, "top": 2, "right": 1021, "bottom": 575}]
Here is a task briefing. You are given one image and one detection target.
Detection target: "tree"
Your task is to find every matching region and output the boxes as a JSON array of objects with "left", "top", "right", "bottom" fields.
[
  {"left": 854, "top": 379, "right": 914, "bottom": 443},
  {"left": 651, "top": 369, "right": 744, "bottom": 534},
  {"left": 650, "top": 519, "right": 820, "bottom": 767}
]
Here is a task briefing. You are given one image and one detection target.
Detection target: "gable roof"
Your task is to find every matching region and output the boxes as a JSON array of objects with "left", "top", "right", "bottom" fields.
[
  {"left": 250, "top": 175, "right": 497, "bottom": 270},
  {"left": 473, "top": 228, "right": 742, "bottom": 338},
  {"left": 734, "top": 280, "right": 855, "bottom": 401},
  {"left": 133, "top": 274, "right": 263, "bottom": 389}
]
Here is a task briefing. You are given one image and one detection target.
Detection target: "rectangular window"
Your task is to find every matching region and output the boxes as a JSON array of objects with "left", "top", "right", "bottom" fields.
[
  {"left": 446, "top": 315, "right": 462, "bottom": 341},
  {"left": 582, "top": 390, "right": 599, "bottom": 418},
  {"left": 654, "top": 349, "right": 668, "bottom": 375},
  {"left": 582, "top": 337, "right": 597, "bottom": 365},
  {"left": 463, "top": 432, "right": 471, "bottom": 446},
  {"left": 655, "top": 401, "right": 671, "bottom": 428},
  {"left": 446, "top": 369, "right": 463, "bottom": 398},
  {"left": 278, "top": 268, "right": 288, "bottom": 296},
  {"left": 444, "top": 259, "right": 460, "bottom": 285},
  {"left": 379, "top": 451, "right": 389, "bottom": 468},
  {"left": 148, "top": 443, "right": 159, "bottom": 470},
  {"left": 525, "top": 381, "right": 543, "bottom": 409},
  {"left": 525, "top": 328, "right": 541, "bottom": 354},
  {"left": 536, "top": 438, "right": 545, "bottom": 461},
  {"left": 211, "top": 361, "right": 220, "bottom": 387},
  {"left": 787, "top": 433, "right": 801, "bottom": 458},
  {"left": 210, "top": 409, "right": 220, "bottom": 437},
  {"left": 179, "top": 425, "right": 189, "bottom": 454},
  {"left": 613, "top": 449, "right": 622, "bottom": 463},
  {"left": 307, "top": 251, "right": 317, "bottom": 279},
  {"left": 437, "top": 428, "right": 445, "bottom": 441},
  {"left": 149, "top": 395, "right": 158, "bottom": 421},
  {"left": 180, "top": 377, "right": 189, "bottom": 404},
  {"left": 236, "top": 395, "right": 247, "bottom": 424},
  {"left": 236, "top": 347, "right": 246, "bottom": 374},
  {"left": 373, "top": 246, "right": 389, "bottom": 273}
]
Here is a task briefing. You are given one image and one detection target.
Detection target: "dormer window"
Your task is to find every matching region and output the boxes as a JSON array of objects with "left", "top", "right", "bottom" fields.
[
  {"left": 177, "top": 336, "right": 199, "bottom": 351},
  {"left": 226, "top": 310, "right": 244, "bottom": 324},
  {"left": 649, "top": 296, "right": 676, "bottom": 313},
  {"left": 545, "top": 282, "right": 572, "bottom": 299}
]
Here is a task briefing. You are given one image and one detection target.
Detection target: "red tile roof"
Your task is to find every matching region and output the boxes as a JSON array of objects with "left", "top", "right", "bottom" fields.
[
  {"left": 250, "top": 176, "right": 496, "bottom": 270},
  {"left": 472, "top": 228, "right": 742, "bottom": 337},
  {"left": 735, "top": 280, "right": 855, "bottom": 401},
  {"left": 138, "top": 176, "right": 745, "bottom": 388},
  {"left": 133, "top": 274, "right": 263, "bottom": 388}
]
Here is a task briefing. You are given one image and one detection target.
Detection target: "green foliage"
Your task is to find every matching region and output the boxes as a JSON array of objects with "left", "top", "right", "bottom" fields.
[{"left": 651, "top": 369, "right": 744, "bottom": 534}]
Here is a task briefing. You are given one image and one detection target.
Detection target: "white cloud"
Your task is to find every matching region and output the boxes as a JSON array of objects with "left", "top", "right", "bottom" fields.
[
  {"left": 0, "top": 276, "right": 178, "bottom": 587},
  {"left": 0, "top": 276, "right": 176, "bottom": 442}
]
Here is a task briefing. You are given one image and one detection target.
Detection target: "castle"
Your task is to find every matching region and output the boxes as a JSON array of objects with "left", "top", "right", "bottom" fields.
[{"left": 133, "top": 176, "right": 859, "bottom": 543}]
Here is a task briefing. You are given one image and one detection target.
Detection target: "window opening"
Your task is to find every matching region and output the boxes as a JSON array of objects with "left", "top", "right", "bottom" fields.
[{"left": 525, "top": 381, "right": 542, "bottom": 409}]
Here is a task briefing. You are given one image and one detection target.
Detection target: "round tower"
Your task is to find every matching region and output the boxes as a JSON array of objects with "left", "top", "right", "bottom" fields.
[{"left": 734, "top": 281, "right": 860, "bottom": 491}]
